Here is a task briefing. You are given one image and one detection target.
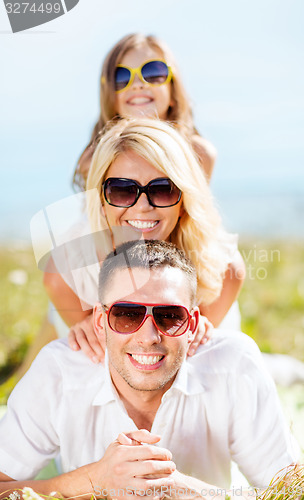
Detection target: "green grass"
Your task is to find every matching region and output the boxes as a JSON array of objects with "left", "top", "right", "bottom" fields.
[
  {"left": 239, "top": 240, "right": 304, "bottom": 360},
  {"left": 0, "top": 244, "right": 48, "bottom": 382}
]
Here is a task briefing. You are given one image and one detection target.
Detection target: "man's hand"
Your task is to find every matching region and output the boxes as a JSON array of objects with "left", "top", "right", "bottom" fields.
[
  {"left": 187, "top": 316, "right": 213, "bottom": 357},
  {"left": 159, "top": 470, "right": 254, "bottom": 500},
  {"left": 68, "top": 313, "right": 105, "bottom": 364},
  {"left": 91, "top": 429, "right": 176, "bottom": 499}
]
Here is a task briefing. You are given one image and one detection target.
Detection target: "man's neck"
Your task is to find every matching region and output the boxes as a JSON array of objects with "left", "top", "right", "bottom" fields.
[{"left": 109, "top": 367, "right": 174, "bottom": 431}]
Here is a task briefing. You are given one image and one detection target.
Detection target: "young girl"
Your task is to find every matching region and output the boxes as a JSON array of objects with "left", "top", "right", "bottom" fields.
[{"left": 73, "top": 33, "right": 217, "bottom": 191}]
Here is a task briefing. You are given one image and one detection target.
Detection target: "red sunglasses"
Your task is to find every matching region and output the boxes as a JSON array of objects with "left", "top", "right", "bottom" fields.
[{"left": 102, "top": 301, "right": 191, "bottom": 337}]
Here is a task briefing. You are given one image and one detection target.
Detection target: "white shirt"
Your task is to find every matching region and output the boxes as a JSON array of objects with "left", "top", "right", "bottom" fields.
[{"left": 0, "top": 331, "right": 297, "bottom": 487}]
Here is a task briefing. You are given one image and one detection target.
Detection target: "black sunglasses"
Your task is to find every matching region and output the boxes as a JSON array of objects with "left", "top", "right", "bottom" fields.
[
  {"left": 102, "top": 301, "right": 191, "bottom": 337},
  {"left": 102, "top": 177, "right": 182, "bottom": 208}
]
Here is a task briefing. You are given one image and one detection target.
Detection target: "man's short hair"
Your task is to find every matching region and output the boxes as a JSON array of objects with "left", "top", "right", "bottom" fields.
[{"left": 99, "top": 240, "right": 197, "bottom": 306}]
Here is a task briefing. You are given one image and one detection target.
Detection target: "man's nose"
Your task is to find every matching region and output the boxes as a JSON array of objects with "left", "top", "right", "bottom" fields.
[{"left": 135, "top": 315, "right": 161, "bottom": 345}]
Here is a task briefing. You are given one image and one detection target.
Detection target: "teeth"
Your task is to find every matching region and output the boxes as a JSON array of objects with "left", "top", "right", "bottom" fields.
[
  {"left": 129, "top": 97, "right": 152, "bottom": 104},
  {"left": 131, "top": 354, "right": 163, "bottom": 365},
  {"left": 128, "top": 220, "right": 158, "bottom": 229}
]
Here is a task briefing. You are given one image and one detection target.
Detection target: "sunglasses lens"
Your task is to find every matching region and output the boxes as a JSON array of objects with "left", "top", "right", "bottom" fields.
[
  {"left": 115, "top": 67, "right": 131, "bottom": 91},
  {"left": 104, "top": 179, "right": 138, "bottom": 207},
  {"left": 148, "top": 179, "right": 181, "bottom": 207},
  {"left": 153, "top": 306, "right": 189, "bottom": 336},
  {"left": 142, "top": 61, "right": 169, "bottom": 84},
  {"left": 109, "top": 303, "right": 146, "bottom": 333}
]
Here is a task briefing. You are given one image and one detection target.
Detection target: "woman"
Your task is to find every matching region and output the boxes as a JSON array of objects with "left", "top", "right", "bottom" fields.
[{"left": 45, "top": 118, "right": 245, "bottom": 362}]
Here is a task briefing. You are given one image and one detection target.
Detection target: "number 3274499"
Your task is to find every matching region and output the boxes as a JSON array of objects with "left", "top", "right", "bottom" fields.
[{"left": 5, "top": 3, "right": 62, "bottom": 14}]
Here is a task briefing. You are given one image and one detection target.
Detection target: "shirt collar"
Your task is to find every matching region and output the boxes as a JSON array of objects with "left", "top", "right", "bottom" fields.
[
  {"left": 164, "top": 358, "right": 205, "bottom": 398},
  {"left": 92, "top": 350, "right": 118, "bottom": 406},
  {"left": 92, "top": 352, "right": 205, "bottom": 407}
]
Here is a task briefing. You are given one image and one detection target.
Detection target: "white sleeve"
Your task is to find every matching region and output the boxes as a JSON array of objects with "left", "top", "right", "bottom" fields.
[
  {"left": 50, "top": 216, "right": 100, "bottom": 309},
  {"left": 229, "top": 343, "right": 299, "bottom": 488},
  {"left": 0, "top": 347, "right": 62, "bottom": 479}
]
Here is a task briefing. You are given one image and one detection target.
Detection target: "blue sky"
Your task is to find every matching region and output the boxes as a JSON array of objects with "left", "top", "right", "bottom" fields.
[{"left": 1, "top": 0, "right": 303, "bottom": 240}]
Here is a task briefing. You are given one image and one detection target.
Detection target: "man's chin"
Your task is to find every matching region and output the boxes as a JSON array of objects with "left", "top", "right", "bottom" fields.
[
  {"left": 125, "top": 378, "right": 173, "bottom": 392},
  {"left": 123, "top": 366, "right": 177, "bottom": 393}
]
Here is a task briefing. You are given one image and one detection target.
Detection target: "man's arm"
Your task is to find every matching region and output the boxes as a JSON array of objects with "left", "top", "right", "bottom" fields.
[
  {"left": 228, "top": 335, "right": 299, "bottom": 487},
  {"left": 0, "top": 467, "right": 91, "bottom": 500},
  {"left": 0, "top": 431, "right": 175, "bottom": 500}
]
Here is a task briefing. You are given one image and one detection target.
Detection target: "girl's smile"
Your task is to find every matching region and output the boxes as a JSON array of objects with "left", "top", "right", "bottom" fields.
[
  {"left": 126, "top": 94, "right": 154, "bottom": 106},
  {"left": 115, "top": 45, "right": 172, "bottom": 120}
]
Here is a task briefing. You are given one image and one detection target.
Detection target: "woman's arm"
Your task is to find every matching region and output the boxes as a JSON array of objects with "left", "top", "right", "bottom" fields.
[
  {"left": 191, "top": 135, "right": 217, "bottom": 182},
  {"left": 43, "top": 257, "right": 91, "bottom": 327},
  {"left": 44, "top": 259, "right": 105, "bottom": 362},
  {"left": 199, "top": 250, "right": 246, "bottom": 328}
]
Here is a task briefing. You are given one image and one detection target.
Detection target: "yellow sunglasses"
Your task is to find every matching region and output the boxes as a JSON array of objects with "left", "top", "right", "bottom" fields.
[{"left": 113, "top": 59, "right": 173, "bottom": 93}]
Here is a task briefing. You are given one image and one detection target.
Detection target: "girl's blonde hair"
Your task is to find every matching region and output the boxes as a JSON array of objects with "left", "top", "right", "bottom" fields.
[
  {"left": 86, "top": 118, "right": 232, "bottom": 306},
  {"left": 73, "top": 33, "right": 197, "bottom": 190}
]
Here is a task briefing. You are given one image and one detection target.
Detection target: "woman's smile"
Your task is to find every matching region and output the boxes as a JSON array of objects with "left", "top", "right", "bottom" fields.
[
  {"left": 102, "top": 150, "right": 183, "bottom": 242},
  {"left": 126, "top": 219, "right": 159, "bottom": 231}
]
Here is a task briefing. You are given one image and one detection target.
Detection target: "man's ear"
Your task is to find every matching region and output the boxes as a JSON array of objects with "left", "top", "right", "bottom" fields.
[
  {"left": 93, "top": 303, "right": 104, "bottom": 336},
  {"left": 187, "top": 307, "right": 200, "bottom": 343}
]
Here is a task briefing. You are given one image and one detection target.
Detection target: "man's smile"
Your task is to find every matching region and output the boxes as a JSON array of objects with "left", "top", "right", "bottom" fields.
[{"left": 128, "top": 353, "right": 166, "bottom": 370}]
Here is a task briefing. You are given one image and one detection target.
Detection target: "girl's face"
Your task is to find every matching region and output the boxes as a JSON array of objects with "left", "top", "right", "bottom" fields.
[
  {"left": 102, "top": 150, "right": 183, "bottom": 241},
  {"left": 114, "top": 45, "right": 173, "bottom": 120}
]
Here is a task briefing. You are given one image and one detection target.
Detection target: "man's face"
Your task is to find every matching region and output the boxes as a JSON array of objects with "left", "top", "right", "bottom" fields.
[{"left": 95, "top": 266, "right": 198, "bottom": 394}]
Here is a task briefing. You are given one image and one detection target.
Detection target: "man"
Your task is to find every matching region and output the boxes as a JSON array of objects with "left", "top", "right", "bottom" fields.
[{"left": 0, "top": 240, "right": 298, "bottom": 499}]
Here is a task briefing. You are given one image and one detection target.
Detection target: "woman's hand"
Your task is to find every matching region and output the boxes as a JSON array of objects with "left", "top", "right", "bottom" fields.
[
  {"left": 187, "top": 315, "right": 213, "bottom": 357},
  {"left": 68, "top": 313, "right": 105, "bottom": 364}
]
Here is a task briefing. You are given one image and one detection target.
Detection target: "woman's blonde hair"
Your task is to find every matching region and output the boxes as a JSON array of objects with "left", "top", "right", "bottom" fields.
[
  {"left": 73, "top": 33, "right": 197, "bottom": 190},
  {"left": 86, "top": 118, "right": 232, "bottom": 306}
]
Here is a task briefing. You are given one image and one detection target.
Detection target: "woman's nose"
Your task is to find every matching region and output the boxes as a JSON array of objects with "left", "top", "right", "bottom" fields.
[{"left": 134, "top": 192, "right": 154, "bottom": 211}]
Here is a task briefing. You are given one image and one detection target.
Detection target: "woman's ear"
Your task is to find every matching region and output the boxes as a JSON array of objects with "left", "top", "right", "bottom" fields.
[
  {"left": 101, "top": 201, "right": 106, "bottom": 218},
  {"left": 93, "top": 303, "right": 104, "bottom": 336},
  {"left": 187, "top": 307, "right": 200, "bottom": 344},
  {"left": 179, "top": 201, "right": 185, "bottom": 219}
]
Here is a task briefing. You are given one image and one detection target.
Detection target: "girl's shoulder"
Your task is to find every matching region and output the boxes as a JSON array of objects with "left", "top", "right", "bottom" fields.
[{"left": 190, "top": 134, "right": 217, "bottom": 180}]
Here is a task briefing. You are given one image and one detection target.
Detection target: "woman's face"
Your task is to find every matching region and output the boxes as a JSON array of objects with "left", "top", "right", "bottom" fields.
[
  {"left": 114, "top": 45, "right": 172, "bottom": 120},
  {"left": 102, "top": 150, "right": 183, "bottom": 241}
]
